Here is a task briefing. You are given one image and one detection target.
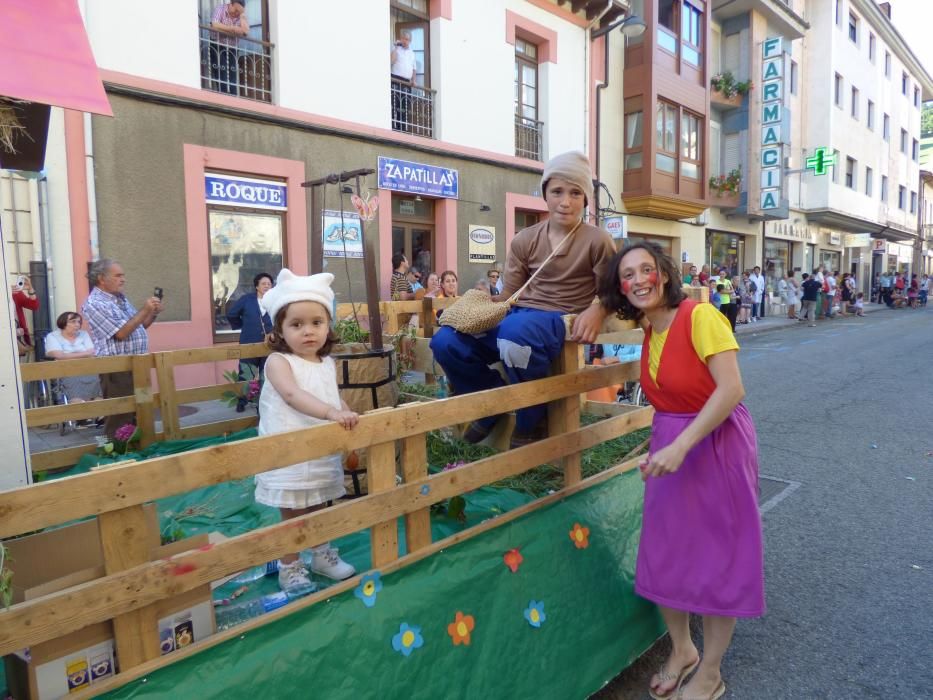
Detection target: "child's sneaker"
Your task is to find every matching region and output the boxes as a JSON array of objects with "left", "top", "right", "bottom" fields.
[
  {"left": 309, "top": 544, "right": 356, "bottom": 580},
  {"left": 278, "top": 560, "right": 317, "bottom": 597}
]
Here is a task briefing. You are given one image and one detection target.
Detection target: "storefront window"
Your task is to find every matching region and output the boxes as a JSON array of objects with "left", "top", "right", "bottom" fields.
[
  {"left": 210, "top": 210, "right": 284, "bottom": 338},
  {"left": 763, "top": 238, "right": 791, "bottom": 293},
  {"left": 707, "top": 231, "right": 743, "bottom": 279},
  {"left": 819, "top": 250, "right": 841, "bottom": 273}
]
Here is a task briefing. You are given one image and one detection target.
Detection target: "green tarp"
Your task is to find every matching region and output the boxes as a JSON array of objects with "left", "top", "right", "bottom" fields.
[{"left": 100, "top": 472, "right": 662, "bottom": 700}]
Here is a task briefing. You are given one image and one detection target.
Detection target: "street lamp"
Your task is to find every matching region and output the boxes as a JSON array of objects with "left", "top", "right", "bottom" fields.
[{"left": 591, "top": 15, "right": 646, "bottom": 224}]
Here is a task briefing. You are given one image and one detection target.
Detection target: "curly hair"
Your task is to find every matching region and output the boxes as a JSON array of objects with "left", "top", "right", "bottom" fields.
[
  {"left": 598, "top": 241, "right": 685, "bottom": 322},
  {"left": 264, "top": 303, "right": 337, "bottom": 358}
]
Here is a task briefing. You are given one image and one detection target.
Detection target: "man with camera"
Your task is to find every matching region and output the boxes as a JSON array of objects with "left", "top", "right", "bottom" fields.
[
  {"left": 81, "top": 259, "right": 163, "bottom": 437},
  {"left": 390, "top": 30, "right": 416, "bottom": 129},
  {"left": 11, "top": 275, "right": 40, "bottom": 356}
]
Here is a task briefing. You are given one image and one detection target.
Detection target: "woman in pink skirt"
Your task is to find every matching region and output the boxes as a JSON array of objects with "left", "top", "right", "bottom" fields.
[{"left": 600, "top": 242, "right": 764, "bottom": 700}]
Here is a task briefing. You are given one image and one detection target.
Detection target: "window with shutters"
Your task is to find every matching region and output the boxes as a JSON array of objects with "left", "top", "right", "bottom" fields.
[{"left": 722, "top": 132, "right": 740, "bottom": 178}]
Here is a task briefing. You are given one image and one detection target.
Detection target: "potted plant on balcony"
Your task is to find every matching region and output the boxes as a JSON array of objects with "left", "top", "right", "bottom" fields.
[
  {"left": 709, "top": 167, "right": 742, "bottom": 207},
  {"left": 710, "top": 72, "right": 752, "bottom": 107}
]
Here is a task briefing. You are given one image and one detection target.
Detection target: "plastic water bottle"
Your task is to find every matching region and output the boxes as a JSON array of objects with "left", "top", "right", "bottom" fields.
[
  {"left": 231, "top": 560, "right": 281, "bottom": 583},
  {"left": 214, "top": 592, "right": 290, "bottom": 631},
  {"left": 436, "top": 376, "right": 449, "bottom": 398}
]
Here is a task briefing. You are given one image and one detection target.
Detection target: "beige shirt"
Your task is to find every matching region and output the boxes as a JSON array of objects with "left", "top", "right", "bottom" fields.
[{"left": 501, "top": 220, "right": 615, "bottom": 314}]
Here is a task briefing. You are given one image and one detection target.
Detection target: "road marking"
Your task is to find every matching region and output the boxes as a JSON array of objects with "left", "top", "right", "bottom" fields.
[{"left": 759, "top": 475, "right": 802, "bottom": 514}]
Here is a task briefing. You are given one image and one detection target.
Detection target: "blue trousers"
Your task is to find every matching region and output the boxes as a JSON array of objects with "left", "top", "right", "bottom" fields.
[{"left": 429, "top": 307, "right": 566, "bottom": 433}]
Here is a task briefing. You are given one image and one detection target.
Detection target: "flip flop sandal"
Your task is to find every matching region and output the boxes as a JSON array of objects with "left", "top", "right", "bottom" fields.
[
  {"left": 648, "top": 657, "right": 700, "bottom": 700},
  {"left": 674, "top": 680, "right": 726, "bottom": 700}
]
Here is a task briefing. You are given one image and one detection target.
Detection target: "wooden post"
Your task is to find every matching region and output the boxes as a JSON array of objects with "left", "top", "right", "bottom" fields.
[
  {"left": 383, "top": 301, "right": 400, "bottom": 335},
  {"left": 154, "top": 353, "right": 180, "bottom": 441},
  {"left": 368, "top": 440, "right": 399, "bottom": 567},
  {"left": 98, "top": 506, "right": 160, "bottom": 668},
  {"left": 422, "top": 298, "right": 436, "bottom": 385},
  {"left": 132, "top": 355, "right": 156, "bottom": 448},
  {"left": 548, "top": 341, "right": 584, "bottom": 486},
  {"left": 400, "top": 434, "right": 432, "bottom": 553}
]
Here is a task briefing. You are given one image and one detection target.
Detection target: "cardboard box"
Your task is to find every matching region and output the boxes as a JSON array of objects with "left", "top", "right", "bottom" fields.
[{"left": 3, "top": 511, "right": 215, "bottom": 699}]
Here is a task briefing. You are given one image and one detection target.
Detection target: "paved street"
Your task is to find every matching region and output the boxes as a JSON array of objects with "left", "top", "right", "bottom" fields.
[{"left": 596, "top": 305, "right": 933, "bottom": 699}]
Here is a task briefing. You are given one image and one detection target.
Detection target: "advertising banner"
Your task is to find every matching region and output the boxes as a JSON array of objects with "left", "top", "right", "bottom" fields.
[
  {"left": 322, "top": 210, "right": 363, "bottom": 258},
  {"left": 468, "top": 225, "right": 496, "bottom": 262}
]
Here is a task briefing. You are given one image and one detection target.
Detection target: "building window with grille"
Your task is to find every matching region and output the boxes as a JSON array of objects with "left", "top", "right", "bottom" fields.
[
  {"left": 867, "top": 100, "right": 874, "bottom": 129},
  {"left": 656, "top": 101, "right": 678, "bottom": 174},
  {"left": 514, "top": 39, "right": 542, "bottom": 160},
  {"left": 624, "top": 110, "right": 644, "bottom": 170},
  {"left": 391, "top": 0, "right": 433, "bottom": 137},
  {"left": 885, "top": 52, "right": 891, "bottom": 78},
  {"left": 900, "top": 129, "right": 908, "bottom": 154},
  {"left": 902, "top": 72, "right": 909, "bottom": 95},
  {"left": 865, "top": 167, "right": 873, "bottom": 196},
  {"left": 881, "top": 176, "right": 888, "bottom": 202},
  {"left": 910, "top": 191, "right": 917, "bottom": 214},
  {"left": 681, "top": 111, "right": 701, "bottom": 179},
  {"left": 898, "top": 186, "right": 906, "bottom": 210},
  {"left": 913, "top": 139, "right": 919, "bottom": 162},
  {"left": 914, "top": 86, "right": 921, "bottom": 108},
  {"left": 883, "top": 114, "right": 890, "bottom": 141},
  {"left": 834, "top": 74, "right": 843, "bottom": 107},
  {"left": 850, "top": 87, "right": 858, "bottom": 119},
  {"left": 869, "top": 33, "right": 875, "bottom": 62},
  {"left": 848, "top": 12, "right": 859, "bottom": 44},
  {"left": 199, "top": 0, "right": 273, "bottom": 103},
  {"left": 845, "top": 157, "right": 856, "bottom": 189}
]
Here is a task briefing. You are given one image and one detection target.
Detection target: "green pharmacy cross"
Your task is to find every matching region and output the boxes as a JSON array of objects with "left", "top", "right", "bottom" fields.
[{"left": 805, "top": 148, "right": 835, "bottom": 176}]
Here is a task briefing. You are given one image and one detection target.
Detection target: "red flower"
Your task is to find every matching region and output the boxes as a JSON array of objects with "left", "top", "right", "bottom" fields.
[
  {"left": 503, "top": 548, "right": 523, "bottom": 573},
  {"left": 447, "top": 611, "right": 475, "bottom": 646},
  {"left": 569, "top": 523, "right": 590, "bottom": 549}
]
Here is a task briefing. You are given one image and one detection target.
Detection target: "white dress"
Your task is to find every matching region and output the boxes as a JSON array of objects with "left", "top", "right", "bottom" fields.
[{"left": 254, "top": 353, "right": 346, "bottom": 508}]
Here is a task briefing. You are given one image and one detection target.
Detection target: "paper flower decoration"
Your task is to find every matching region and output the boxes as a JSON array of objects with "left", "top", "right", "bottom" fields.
[
  {"left": 354, "top": 572, "right": 382, "bottom": 608},
  {"left": 524, "top": 600, "right": 546, "bottom": 628},
  {"left": 503, "top": 548, "right": 523, "bottom": 573},
  {"left": 447, "top": 611, "right": 475, "bottom": 646},
  {"left": 569, "top": 523, "right": 590, "bottom": 549},
  {"left": 392, "top": 622, "right": 424, "bottom": 657}
]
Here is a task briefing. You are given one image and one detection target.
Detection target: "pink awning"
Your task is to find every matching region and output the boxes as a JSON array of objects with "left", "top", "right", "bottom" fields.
[{"left": 0, "top": 0, "right": 112, "bottom": 115}]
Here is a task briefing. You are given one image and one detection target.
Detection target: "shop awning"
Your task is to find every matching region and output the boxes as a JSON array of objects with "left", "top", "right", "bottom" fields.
[
  {"left": 0, "top": 0, "right": 111, "bottom": 115},
  {"left": 0, "top": 0, "right": 111, "bottom": 170}
]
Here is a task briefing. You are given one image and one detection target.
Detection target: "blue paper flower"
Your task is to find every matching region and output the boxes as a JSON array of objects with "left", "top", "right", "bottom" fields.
[
  {"left": 524, "top": 600, "right": 546, "bottom": 628},
  {"left": 391, "top": 622, "right": 424, "bottom": 657},
  {"left": 354, "top": 572, "right": 382, "bottom": 608},
  {"left": 420, "top": 484, "right": 430, "bottom": 496}
]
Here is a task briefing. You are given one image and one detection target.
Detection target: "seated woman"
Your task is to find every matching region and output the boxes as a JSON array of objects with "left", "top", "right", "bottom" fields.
[
  {"left": 430, "top": 151, "right": 614, "bottom": 448},
  {"left": 44, "top": 312, "right": 102, "bottom": 404}
]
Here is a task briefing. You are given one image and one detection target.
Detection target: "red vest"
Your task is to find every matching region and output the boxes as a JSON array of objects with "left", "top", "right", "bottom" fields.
[{"left": 640, "top": 299, "right": 718, "bottom": 414}]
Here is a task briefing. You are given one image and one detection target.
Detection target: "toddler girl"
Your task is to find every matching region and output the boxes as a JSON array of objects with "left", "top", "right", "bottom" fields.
[
  {"left": 257, "top": 269, "right": 359, "bottom": 596},
  {"left": 854, "top": 292, "right": 865, "bottom": 317}
]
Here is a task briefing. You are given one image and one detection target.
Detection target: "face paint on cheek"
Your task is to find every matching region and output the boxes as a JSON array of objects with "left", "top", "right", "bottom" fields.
[
  {"left": 621, "top": 279, "right": 632, "bottom": 294},
  {"left": 647, "top": 271, "right": 659, "bottom": 286}
]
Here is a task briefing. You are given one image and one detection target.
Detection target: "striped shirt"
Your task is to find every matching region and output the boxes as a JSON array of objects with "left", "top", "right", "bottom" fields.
[
  {"left": 390, "top": 271, "right": 412, "bottom": 301},
  {"left": 82, "top": 287, "right": 149, "bottom": 356}
]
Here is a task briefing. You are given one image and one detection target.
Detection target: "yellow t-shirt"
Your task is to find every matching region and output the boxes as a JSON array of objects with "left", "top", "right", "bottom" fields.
[{"left": 647, "top": 303, "right": 739, "bottom": 382}]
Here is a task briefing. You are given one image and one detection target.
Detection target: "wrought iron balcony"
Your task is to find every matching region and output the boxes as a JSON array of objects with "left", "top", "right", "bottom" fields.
[
  {"left": 515, "top": 115, "right": 544, "bottom": 161},
  {"left": 391, "top": 79, "right": 436, "bottom": 138},
  {"left": 199, "top": 26, "right": 273, "bottom": 103}
]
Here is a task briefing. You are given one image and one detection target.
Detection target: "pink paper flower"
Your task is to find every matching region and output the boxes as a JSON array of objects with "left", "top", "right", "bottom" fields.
[{"left": 114, "top": 423, "right": 136, "bottom": 442}]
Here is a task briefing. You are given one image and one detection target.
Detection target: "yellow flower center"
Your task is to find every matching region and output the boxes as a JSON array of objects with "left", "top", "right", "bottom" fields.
[
  {"left": 402, "top": 630, "right": 415, "bottom": 647},
  {"left": 530, "top": 609, "right": 540, "bottom": 623},
  {"left": 363, "top": 581, "right": 375, "bottom": 596},
  {"left": 575, "top": 530, "right": 584, "bottom": 541},
  {"left": 456, "top": 622, "right": 468, "bottom": 637}
]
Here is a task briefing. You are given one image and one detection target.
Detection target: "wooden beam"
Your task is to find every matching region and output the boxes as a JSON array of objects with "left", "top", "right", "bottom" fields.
[
  {"left": 571, "top": 0, "right": 588, "bottom": 13},
  {"left": 98, "top": 505, "right": 161, "bottom": 667},
  {"left": 73, "top": 451, "right": 646, "bottom": 697},
  {"left": 0, "top": 361, "right": 640, "bottom": 539},
  {"left": 549, "top": 342, "right": 584, "bottom": 486},
  {"left": 20, "top": 355, "right": 133, "bottom": 381},
  {"left": 154, "top": 353, "right": 180, "bottom": 441},
  {"left": 132, "top": 354, "right": 156, "bottom": 448},
  {"left": 25, "top": 396, "right": 136, "bottom": 427},
  {"left": 0, "top": 408, "right": 653, "bottom": 655},
  {"left": 177, "top": 416, "right": 257, "bottom": 440},
  {"left": 583, "top": 399, "right": 645, "bottom": 418},
  {"left": 30, "top": 443, "right": 100, "bottom": 472},
  {"left": 585, "top": 0, "right": 605, "bottom": 20},
  {"left": 368, "top": 441, "right": 399, "bottom": 568},
  {"left": 400, "top": 434, "right": 432, "bottom": 553}
]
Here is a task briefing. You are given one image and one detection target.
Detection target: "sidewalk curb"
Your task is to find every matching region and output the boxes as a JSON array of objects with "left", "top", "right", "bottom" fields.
[{"left": 735, "top": 305, "right": 891, "bottom": 340}]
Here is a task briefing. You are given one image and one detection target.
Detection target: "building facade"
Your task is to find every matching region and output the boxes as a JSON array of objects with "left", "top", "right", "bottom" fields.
[{"left": 3, "top": 0, "right": 635, "bottom": 386}]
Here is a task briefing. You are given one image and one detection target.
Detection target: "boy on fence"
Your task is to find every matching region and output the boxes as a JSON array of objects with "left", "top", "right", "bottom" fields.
[{"left": 429, "top": 152, "right": 614, "bottom": 449}]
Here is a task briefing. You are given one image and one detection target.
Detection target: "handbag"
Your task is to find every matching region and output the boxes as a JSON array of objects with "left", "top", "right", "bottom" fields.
[{"left": 439, "top": 220, "right": 583, "bottom": 334}]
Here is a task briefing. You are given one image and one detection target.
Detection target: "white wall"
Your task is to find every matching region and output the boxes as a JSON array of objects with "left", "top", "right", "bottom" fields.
[
  {"left": 82, "top": 0, "right": 589, "bottom": 159},
  {"left": 803, "top": 0, "right": 922, "bottom": 232},
  {"left": 83, "top": 0, "right": 201, "bottom": 88}
]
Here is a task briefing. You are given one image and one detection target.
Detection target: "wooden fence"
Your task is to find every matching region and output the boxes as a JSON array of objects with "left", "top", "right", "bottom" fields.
[
  {"left": 2, "top": 350, "right": 652, "bottom": 696},
  {"left": 22, "top": 297, "right": 651, "bottom": 474}
]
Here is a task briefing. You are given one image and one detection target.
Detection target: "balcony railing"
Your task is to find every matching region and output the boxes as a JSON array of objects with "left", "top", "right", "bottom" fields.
[
  {"left": 391, "top": 79, "right": 436, "bottom": 138},
  {"left": 515, "top": 115, "right": 544, "bottom": 161},
  {"left": 199, "top": 25, "right": 273, "bottom": 103}
]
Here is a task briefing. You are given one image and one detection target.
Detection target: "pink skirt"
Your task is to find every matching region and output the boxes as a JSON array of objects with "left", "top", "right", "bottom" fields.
[{"left": 635, "top": 405, "right": 765, "bottom": 617}]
